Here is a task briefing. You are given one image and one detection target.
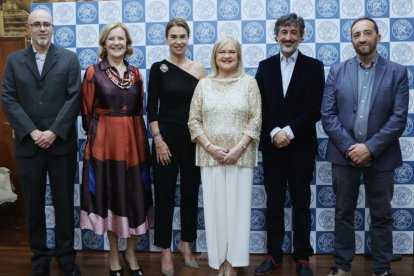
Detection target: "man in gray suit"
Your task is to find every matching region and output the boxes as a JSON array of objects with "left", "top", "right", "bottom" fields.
[
  {"left": 2, "top": 9, "right": 81, "bottom": 276},
  {"left": 321, "top": 17, "right": 409, "bottom": 276}
]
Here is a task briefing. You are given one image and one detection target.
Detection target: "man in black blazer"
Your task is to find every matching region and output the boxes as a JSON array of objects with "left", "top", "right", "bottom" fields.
[
  {"left": 254, "top": 13, "right": 325, "bottom": 276},
  {"left": 2, "top": 9, "right": 81, "bottom": 276}
]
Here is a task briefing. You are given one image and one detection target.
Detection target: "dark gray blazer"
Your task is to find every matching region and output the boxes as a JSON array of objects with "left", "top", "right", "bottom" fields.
[
  {"left": 321, "top": 55, "right": 409, "bottom": 171},
  {"left": 2, "top": 43, "right": 81, "bottom": 157}
]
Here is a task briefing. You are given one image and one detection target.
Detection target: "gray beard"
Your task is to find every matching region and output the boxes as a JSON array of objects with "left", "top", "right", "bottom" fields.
[{"left": 37, "top": 39, "right": 49, "bottom": 47}]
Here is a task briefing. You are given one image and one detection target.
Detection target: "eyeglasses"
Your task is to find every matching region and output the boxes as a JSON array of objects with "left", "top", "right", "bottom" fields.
[{"left": 29, "top": 22, "right": 54, "bottom": 29}]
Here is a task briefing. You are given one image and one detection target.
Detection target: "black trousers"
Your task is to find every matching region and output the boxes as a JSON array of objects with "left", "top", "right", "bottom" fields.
[
  {"left": 262, "top": 151, "right": 315, "bottom": 262},
  {"left": 17, "top": 150, "right": 77, "bottom": 268},
  {"left": 153, "top": 123, "right": 200, "bottom": 248}
]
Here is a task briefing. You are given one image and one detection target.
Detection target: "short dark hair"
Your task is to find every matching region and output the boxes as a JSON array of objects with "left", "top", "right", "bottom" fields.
[
  {"left": 351, "top": 17, "right": 379, "bottom": 35},
  {"left": 274, "top": 13, "right": 305, "bottom": 40},
  {"left": 165, "top": 18, "right": 191, "bottom": 38}
]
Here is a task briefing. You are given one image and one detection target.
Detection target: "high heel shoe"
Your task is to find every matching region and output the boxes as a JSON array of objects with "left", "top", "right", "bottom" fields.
[
  {"left": 109, "top": 268, "right": 123, "bottom": 276},
  {"left": 161, "top": 250, "right": 174, "bottom": 276},
  {"left": 177, "top": 241, "right": 199, "bottom": 268},
  {"left": 212, "top": 262, "right": 225, "bottom": 276},
  {"left": 161, "top": 267, "right": 175, "bottom": 276},
  {"left": 224, "top": 261, "right": 238, "bottom": 276},
  {"left": 122, "top": 251, "right": 143, "bottom": 276}
]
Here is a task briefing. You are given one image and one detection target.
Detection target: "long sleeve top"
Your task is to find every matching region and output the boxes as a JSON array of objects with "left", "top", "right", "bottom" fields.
[{"left": 188, "top": 74, "right": 262, "bottom": 167}]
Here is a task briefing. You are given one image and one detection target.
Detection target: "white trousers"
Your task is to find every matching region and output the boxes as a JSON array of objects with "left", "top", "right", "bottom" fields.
[{"left": 201, "top": 165, "right": 253, "bottom": 269}]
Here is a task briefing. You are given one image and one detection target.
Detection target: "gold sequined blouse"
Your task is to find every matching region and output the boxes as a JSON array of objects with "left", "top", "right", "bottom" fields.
[{"left": 188, "top": 74, "right": 262, "bottom": 167}]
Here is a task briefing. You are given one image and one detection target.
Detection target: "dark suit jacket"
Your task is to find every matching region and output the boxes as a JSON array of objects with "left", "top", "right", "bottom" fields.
[
  {"left": 256, "top": 51, "right": 325, "bottom": 156},
  {"left": 2, "top": 44, "right": 81, "bottom": 157},
  {"left": 321, "top": 55, "right": 409, "bottom": 171}
]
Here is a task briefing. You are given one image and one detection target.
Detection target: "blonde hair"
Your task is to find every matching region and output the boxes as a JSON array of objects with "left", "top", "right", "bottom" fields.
[
  {"left": 97, "top": 22, "right": 133, "bottom": 59},
  {"left": 209, "top": 36, "right": 244, "bottom": 78}
]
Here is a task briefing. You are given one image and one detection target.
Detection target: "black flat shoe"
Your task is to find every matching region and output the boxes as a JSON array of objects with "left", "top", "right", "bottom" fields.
[{"left": 123, "top": 251, "right": 143, "bottom": 276}]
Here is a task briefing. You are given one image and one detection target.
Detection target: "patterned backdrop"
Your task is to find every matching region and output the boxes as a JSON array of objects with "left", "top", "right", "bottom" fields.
[{"left": 31, "top": 0, "right": 414, "bottom": 254}]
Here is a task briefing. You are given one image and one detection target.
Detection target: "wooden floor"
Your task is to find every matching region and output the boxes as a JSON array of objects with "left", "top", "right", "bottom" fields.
[{"left": 0, "top": 219, "right": 412, "bottom": 276}]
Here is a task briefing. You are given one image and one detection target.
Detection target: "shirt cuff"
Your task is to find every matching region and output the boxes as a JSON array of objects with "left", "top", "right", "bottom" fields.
[
  {"left": 270, "top": 127, "right": 281, "bottom": 142},
  {"left": 282, "top": 126, "right": 294, "bottom": 140}
]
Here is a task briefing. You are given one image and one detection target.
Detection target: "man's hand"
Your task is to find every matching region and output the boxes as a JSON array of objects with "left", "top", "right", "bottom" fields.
[
  {"left": 30, "top": 129, "right": 43, "bottom": 142},
  {"left": 348, "top": 143, "right": 372, "bottom": 165},
  {"left": 273, "top": 130, "right": 291, "bottom": 148},
  {"left": 34, "top": 130, "right": 57, "bottom": 149}
]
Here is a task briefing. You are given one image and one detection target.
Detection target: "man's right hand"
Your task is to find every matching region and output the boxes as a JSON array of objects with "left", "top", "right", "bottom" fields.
[
  {"left": 273, "top": 130, "right": 291, "bottom": 148},
  {"left": 30, "top": 129, "right": 42, "bottom": 142}
]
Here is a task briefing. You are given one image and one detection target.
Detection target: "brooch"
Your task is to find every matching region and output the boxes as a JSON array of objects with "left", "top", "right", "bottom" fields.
[{"left": 160, "top": 63, "right": 169, "bottom": 73}]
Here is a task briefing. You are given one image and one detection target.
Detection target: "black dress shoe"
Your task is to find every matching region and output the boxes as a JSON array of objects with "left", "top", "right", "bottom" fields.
[
  {"left": 59, "top": 263, "right": 81, "bottom": 276},
  {"left": 296, "top": 260, "right": 313, "bottom": 276},
  {"left": 32, "top": 265, "right": 50, "bottom": 276},
  {"left": 254, "top": 255, "right": 281, "bottom": 276}
]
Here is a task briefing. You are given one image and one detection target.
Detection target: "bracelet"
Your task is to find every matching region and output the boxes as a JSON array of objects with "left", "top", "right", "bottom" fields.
[
  {"left": 239, "top": 141, "right": 248, "bottom": 150},
  {"left": 205, "top": 142, "right": 211, "bottom": 150}
]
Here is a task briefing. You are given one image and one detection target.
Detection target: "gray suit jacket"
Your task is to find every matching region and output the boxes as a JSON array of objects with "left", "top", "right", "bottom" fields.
[
  {"left": 2, "top": 44, "right": 81, "bottom": 157},
  {"left": 321, "top": 55, "right": 409, "bottom": 171}
]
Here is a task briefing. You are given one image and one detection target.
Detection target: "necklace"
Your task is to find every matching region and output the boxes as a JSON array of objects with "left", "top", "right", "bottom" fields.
[{"left": 105, "top": 67, "right": 134, "bottom": 89}]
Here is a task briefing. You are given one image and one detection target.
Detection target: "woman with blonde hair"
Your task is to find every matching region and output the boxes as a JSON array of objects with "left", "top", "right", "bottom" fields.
[
  {"left": 188, "top": 36, "right": 262, "bottom": 276},
  {"left": 80, "top": 22, "right": 152, "bottom": 276}
]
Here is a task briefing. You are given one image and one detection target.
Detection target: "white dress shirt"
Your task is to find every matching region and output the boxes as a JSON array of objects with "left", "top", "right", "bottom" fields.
[{"left": 269, "top": 50, "right": 299, "bottom": 142}]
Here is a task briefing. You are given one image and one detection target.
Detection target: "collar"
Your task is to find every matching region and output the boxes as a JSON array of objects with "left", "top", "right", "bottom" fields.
[
  {"left": 99, "top": 58, "right": 132, "bottom": 71},
  {"left": 357, "top": 53, "right": 379, "bottom": 69},
  {"left": 280, "top": 49, "right": 299, "bottom": 63},
  {"left": 32, "top": 45, "right": 48, "bottom": 56}
]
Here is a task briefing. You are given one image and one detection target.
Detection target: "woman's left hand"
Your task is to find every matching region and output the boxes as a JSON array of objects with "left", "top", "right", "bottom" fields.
[{"left": 222, "top": 144, "right": 244, "bottom": 165}]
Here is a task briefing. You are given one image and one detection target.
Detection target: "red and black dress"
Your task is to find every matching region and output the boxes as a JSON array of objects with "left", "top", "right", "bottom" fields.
[{"left": 80, "top": 59, "right": 152, "bottom": 238}]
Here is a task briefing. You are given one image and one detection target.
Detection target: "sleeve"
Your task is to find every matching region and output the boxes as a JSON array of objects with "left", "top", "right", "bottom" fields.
[
  {"left": 243, "top": 77, "right": 262, "bottom": 141},
  {"left": 146, "top": 62, "right": 160, "bottom": 122},
  {"left": 81, "top": 65, "right": 96, "bottom": 134},
  {"left": 132, "top": 66, "right": 145, "bottom": 112},
  {"left": 321, "top": 66, "right": 356, "bottom": 155},
  {"left": 365, "top": 66, "right": 409, "bottom": 157},
  {"left": 188, "top": 80, "right": 205, "bottom": 142},
  {"left": 49, "top": 52, "right": 81, "bottom": 140},
  {"left": 1, "top": 55, "right": 37, "bottom": 141}
]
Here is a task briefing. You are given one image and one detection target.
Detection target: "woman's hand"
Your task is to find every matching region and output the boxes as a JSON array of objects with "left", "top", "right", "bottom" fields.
[
  {"left": 222, "top": 144, "right": 244, "bottom": 165},
  {"left": 207, "top": 145, "right": 229, "bottom": 164},
  {"left": 154, "top": 138, "right": 172, "bottom": 165}
]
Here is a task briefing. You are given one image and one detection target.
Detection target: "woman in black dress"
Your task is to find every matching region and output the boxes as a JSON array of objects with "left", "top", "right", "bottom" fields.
[{"left": 147, "top": 18, "right": 205, "bottom": 276}]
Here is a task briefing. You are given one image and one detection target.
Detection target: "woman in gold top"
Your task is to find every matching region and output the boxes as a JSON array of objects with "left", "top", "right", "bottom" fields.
[{"left": 188, "top": 36, "right": 262, "bottom": 276}]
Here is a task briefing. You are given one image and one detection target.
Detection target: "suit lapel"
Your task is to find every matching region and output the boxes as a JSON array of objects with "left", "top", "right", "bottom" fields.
[
  {"left": 346, "top": 57, "right": 359, "bottom": 104},
  {"left": 265, "top": 54, "right": 284, "bottom": 105},
  {"left": 284, "top": 52, "right": 304, "bottom": 101},
  {"left": 40, "top": 44, "right": 58, "bottom": 79},
  {"left": 369, "top": 56, "right": 386, "bottom": 111},
  {"left": 24, "top": 47, "right": 41, "bottom": 80}
]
